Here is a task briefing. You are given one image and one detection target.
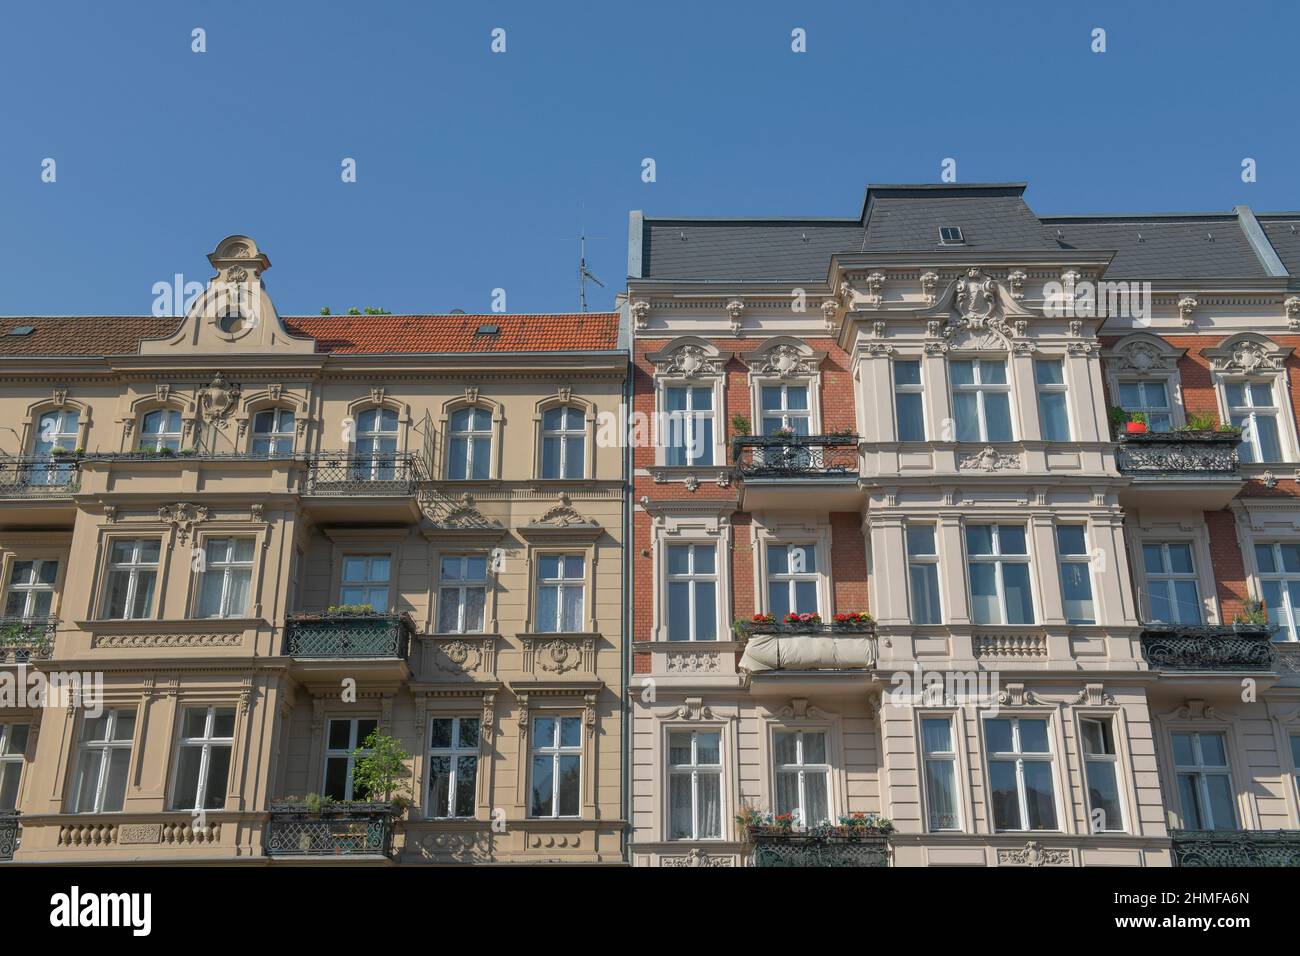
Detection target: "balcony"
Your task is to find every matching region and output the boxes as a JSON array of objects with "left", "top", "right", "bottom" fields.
[
  {"left": 746, "top": 825, "right": 890, "bottom": 867},
  {"left": 0, "top": 617, "right": 56, "bottom": 664},
  {"left": 0, "top": 456, "right": 81, "bottom": 498},
  {"left": 0, "top": 812, "right": 17, "bottom": 861},
  {"left": 1116, "top": 431, "right": 1242, "bottom": 511},
  {"left": 737, "top": 617, "right": 876, "bottom": 693},
  {"left": 301, "top": 453, "right": 423, "bottom": 497},
  {"left": 284, "top": 611, "right": 415, "bottom": 683},
  {"left": 1140, "top": 624, "right": 1275, "bottom": 672},
  {"left": 731, "top": 435, "right": 862, "bottom": 510},
  {"left": 1170, "top": 828, "right": 1300, "bottom": 867},
  {"left": 264, "top": 802, "right": 394, "bottom": 860}
]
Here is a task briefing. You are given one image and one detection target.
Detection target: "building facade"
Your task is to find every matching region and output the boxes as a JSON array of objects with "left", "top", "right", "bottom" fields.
[{"left": 0, "top": 236, "right": 628, "bottom": 864}]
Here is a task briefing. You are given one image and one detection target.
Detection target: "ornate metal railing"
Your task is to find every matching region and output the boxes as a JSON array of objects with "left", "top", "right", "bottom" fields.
[
  {"left": 1170, "top": 828, "right": 1300, "bottom": 867},
  {"left": 284, "top": 612, "right": 414, "bottom": 659},
  {"left": 748, "top": 827, "right": 890, "bottom": 867},
  {"left": 264, "top": 803, "right": 394, "bottom": 858},
  {"left": 735, "top": 619, "right": 876, "bottom": 637},
  {"left": 1115, "top": 431, "right": 1240, "bottom": 479},
  {"left": 0, "top": 812, "right": 17, "bottom": 861},
  {"left": 733, "top": 435, "right": 859, "bottom": 480},
  {"left": 1140, "top": 624, "right": 1275, "bottom": 671},
  {"left": 301, "top": 453, "right": 423, "bottom": 496},
  {"left": 0, "top": 617, "right": 57, "bottom": 664},
  {"left": 0, "top": 456, "right": 81, "bottom": 498}
]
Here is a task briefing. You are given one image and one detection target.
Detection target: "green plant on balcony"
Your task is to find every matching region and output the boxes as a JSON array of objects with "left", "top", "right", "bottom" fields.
[
  {"left": 784, "top": 612, "right": 821, "bottom": 626},
  {"left": 770, "top": 425, "right": 797, "bottom": 440},
  {"left": 1107, "top": 405, "right": 1130, "bottom": 436},
  {"left": 1233, "top": 595, "right": 1269, "bottom": 627},
  {"left": 324, "top": 603, "right": 377, "bottom": 616},
  {"left": 832, "top": 611, "right": 874, "bottom": 626},
  {"left": 350, "top": 731, "right": 412, "bottom": 816},
  {"left": 735, "top": 806, "right": 795, "bottom": 837},
  {"left": 833, "top": 812, "right": 894, "bottom": 836},
  {"left": 48, "top": 446, "right": 83, "bottom": 457},
  {"left": 730, "top": 414, "right": 751, "bottom": 437},
  {"left": 178, "top": 447, "right": 198, "bottom": 457}
]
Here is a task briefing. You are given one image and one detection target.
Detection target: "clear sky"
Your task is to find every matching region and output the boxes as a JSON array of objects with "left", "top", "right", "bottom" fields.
[{"left": 1, "top": 0, "right": 1296, "bottom": 317}]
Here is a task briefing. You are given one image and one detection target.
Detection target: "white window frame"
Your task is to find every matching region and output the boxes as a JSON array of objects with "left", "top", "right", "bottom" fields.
[
  {"left": 906, "top": 524, "right": 942, "bottom": 625},
  {"left": 664, "top": 543, "right": 719, "bottom": 641},
  {"left": 100, "top": 538, "right": 161, "bottom": 620},
  {"left": 1253, "top": 541, "right": 1300, "bottom": 641},
  {"left": 1224, "top": 378, "right": 1285, "bottom": 463},
  {"left": 338, "top": 553, "right": 391, "bottom": 610},
  {"left": 1171, "top": 730, "right": 1238, "bottom": 830},
  {"left": 250, "top": 407, "right": 295, "bottom": 456},
  {"left": 4, "top": 558, "right": 58, "bottom": 619},
  {"left": 540, "top": 405, "right": 586, "bottom": 479},
  {"left": 662, "top": 384, "right": 716, "bottom": 467},
  {"left": 139, "top": 408, "right": 182, "bottom": 452},
  {"left": 920, "top": 715, "right": 961, "bottom": 832},
  {"left": 71, "top": 709, "right": 135, "bottom": 813},
  {"left": 447, "top": 406, "right": 492, "bottom": 480},
  {"left": 0, "top": 722, "right": 29, "bottom": 812},
  {"left": 667, "top": 728, "right": 723, "bottom": 841},
  {"left": 893, "top": 359, "right": 926, "bottom": 442},
  {"left": 195, "top": 537, "right": 255, "bottom": 619},
  {"left": 1141, "top": 540, "right": 1204, "bottom": 625},
  {"left": 427, "top": 715, "right": 480, "bottom": 820},
  {"left": 766, "top": 542, "right": 821, "bottom": 618},
  {"left": 534, "top": 553, "right": 585, "bottom": 633},
  {"left": 759, "top": 382, "right": 812, "bottom": 435},
  {"left": 1056, "top": 524, "right": 1096, "bottom": 625},
  {"left": 1079, "top": 715, "right": 1126, "bottom": 833},
  {"left": 949, "top": 358, "right": 1013, "bottom": 442},
  {"left": 772, "top": 728, "right": 831, "bottom": 827},
  {"left": 530, "top": 715, "right": 583, "bottom": 819},
  {"left": 1034, "top": 358, "right": 1071, "bottom": 441},
  {"left": 983, "top": 715, "right": 1059, "bottom": 832},
  {"left": 353, "top": 407, "right": 400, "bottom": 480},
  {"left": 322, "top": 717, "right": 376, "bottom": 801},
  {"left": 1116, "top": 378, "right": 1174, "bottom": 432},
  {"left": 436, "top": 555, "right": 488, "bottom": 634},
  {"left": 169, "top": 705, "right": 235, "bottom": 811},
  {"left": 965, "top": 524, "right": 1035, "bottom": 625}
]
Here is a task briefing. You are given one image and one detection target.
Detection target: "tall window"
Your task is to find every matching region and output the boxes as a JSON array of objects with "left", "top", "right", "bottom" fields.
[
  {"left": 921, "top": 717, "right": 960, "bottom": 831},
  {"left": 428, "top": 717, "right": 479, "bottom": 819},
  {"left": 1172, "top": 731, "right": 1237, "bottom": 830},
  {"left": 530, "top": 716, "right": 581, "bottom": 818},
  {"left": 951, "top": 359, "right": 1012, "bottom": 442},
  {"left": 251, "top": 408, "right": 295, "bottom": 456},
  {"left": 0, "top": 723, "right": 28, "bottom": 811},
  {"left": 1080, "top": 717, "right": 1124, "bottom": 832},
  {"left": 139, "top": 409, "right": 182, "bottom": 452},
  {"left": 4, "top": 559, "right": 57, "bottom": 618},
  {"left": 894, "top": 360, "right": 925, "bottom": 442},
  {"left": 536, "top": 555, "right": 584, "bottom": 633},
  {"left": 986, "top": 717, "right": 1057, "bottom": 831},
  {"left": 1290, "top": 735, "right": 1300, "bottom": 805},
  {"left": 668, "top": 730, "right": 722, "bottom": 840},
  {"left": 767, "top": 544, "right": 818, "bottom": 619},
  {"left": 102, "top": 538, "right": 160, "bottom": 620},
  {"left": 30, "top": 408, "right": 79, "bottom": 485},
  {"left": 354, "top": 407, "right": 399, "bottom": 480},
  {"left": 666, "top": 544, "right": 717, "bottom": 641},
  {"left": 1255, "top": 542, "right": 1300, "bottom": 641},
  {"left": 1143, "top": 542, "right": 1202, "bottom": 624},
  {"left": 663, "top": 386, "right": 714, "bottom": 466},
  {"left": 339, "top": 554, "right": 390, "bottom": 610},
  {"left": 906, "top": 526, "right": 941, "bottom": 625},
  {"left": 70, "top": 710, "right": 136, "bottom": 813},
  {"left": 966, "top": 525, "right": 1033, "bottom": 625},
  {"left": 1056, "top": 526, "right": 1095, "bottom": 624},
  {"left": 1227, "top": 380, "right": 1283, "bottom": 463},
  {"left": 1118, "top": 380, "right": 1171, "bottom": 432},
  {"left": 323, "top": 718, "right": 377, "bottom": 801},
  {"left": 196, "top": 538, "right": 254, "bottom": 618},
  {"left": 760, "top": 384, "right": 811, "bottom": 436},
  {"left": 437, "top": 555, "right": 487, "bottom": 633},
  {"left": 541, "top": 406, "right": 585, "bottom": 479},
  {"left": 447, "top": 407, "right": 491, "bottom": 480},
  {"left": 773, "top": 730, "right": 829, "bottom": 826},
  {"left": 170, "top": 706, "right": 235, "bottom": 811},
  {"left": 1035, "top": 360, "right": 1070, "bottom": 441}
]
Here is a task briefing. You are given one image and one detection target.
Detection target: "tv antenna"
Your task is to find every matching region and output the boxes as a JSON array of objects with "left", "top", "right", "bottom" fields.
[{"left": 572, "top": 213, "right": 607, "bottom": 311}]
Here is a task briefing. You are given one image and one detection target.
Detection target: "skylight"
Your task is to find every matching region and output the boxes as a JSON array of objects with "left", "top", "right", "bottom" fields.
[{"left": 938, "top": 226, "right": 965, "bottom": 245}]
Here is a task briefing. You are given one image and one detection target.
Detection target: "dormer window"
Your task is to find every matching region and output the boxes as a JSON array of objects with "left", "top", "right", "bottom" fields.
[{"left": 938, "top": 226, "right": 965, "bottom": 245}]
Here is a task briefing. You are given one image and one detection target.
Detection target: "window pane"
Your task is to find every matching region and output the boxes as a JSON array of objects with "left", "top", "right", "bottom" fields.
[
  {"left": 1003, "top": 563, "right": 1035, "bottom": 624},
  {"left": 557, "top": 755, "right": 581, "bottom": 816},
  {"left": 773, "top": 732, "right": 798, "bottom": 765},
  {"left": 668, "top": 732, "right": 692, "bottom": 765},
  {"left": 204, "top": 746, "right": 231, "bottom": 809},
  {"left": 541, "top": 436, "right": 560, "bottom": 478},
  {"left": 1034, "top": 360, "right": 1063, "bottom": 385},
  {"left": 429, "top": 756, "right": 452, "bottom": 816},
  {"left": 983, "top": 393, "right": 1013, "bottom": 441},
  {"left": 953, "top": 393, "right": 980, "bottom": 441},
  {"left": 803, "top": 732, "right": 827, "bottom": 763},
  {"left": 998, "top": 525, "right": 1027, "bottom": 554},
  {"left": 102, "top": 748, "right": 131, "bottom": 811},
  {"left": 1022, "top": 761, "right": 1057, "bottom": 830},
  {"left": 453, "top": 756, "right": 477, "bottom": 816},
  {"left": 694, "top": 581, "right": 717, "bottom": 640},
  {"left": 989, "top": 761, "right": 1021, "bottom": 830},
  {"left": 1060, "top": 562, "right": 1094, "bottom": 624},
  {"left": 894, "top": 360, "right": 921, "bottom": 386},
  {"left": 1199, "top": 733, "right": 1228, "bottom": 767},
  {"left": 1056, "top": 526, "right": 1087, "bottom": 556},
  {"left": 968, "top": 564, "right": 998, "bottom": 624},
  {"left": 1085, "top": 761, "right": 1123, "bottom": 831},
  {"left": 696, "top": 731, "right": 720, "bottom": 764},
  {"left": 1172, "top": 580, "right": 1202, "bottom": 624},
  {"left": 803, "top": 772, "right": 828, "bottom": 824},
  {"left": 965, "top": 525, "right": 993, "bottom": 555},
  {"left": 1177, "top": 774, "right": 1204, "bottom": 828},
  {"left": 530, "top": 755, "right": 553, "bottom": 816},
  {"left": 1255, "top": 415, "right": 1282, "bottom": 461},
  {"left": 1039, "top": 392, "right": 1069, "bottom": 441},
  {"left": 906, "top": 526, "right": 936, "bottom": 556},
  {"left": 910, "top": 563, "right": 941, "bottom": 624},
  {"left": 985, "top": 719, "right": 1013, "bottom": 753},
  {"left": 667, "top": 582, "right": 690, "bottom": 640},
  {"left": 1018, "top": 719, "right": 1050, "bottom": 753},
  {"left": 559, "top": 716, "right": 581, "bottom": 748},
  {"left": 1080, "top": 719, "right": 1114, "bottom": 756},
  {"left": 536, "top": 586, "right": 558, "bottom": 632},
  {"left": 172, "top": 747, "right": 202, "bottom": 809},
  {"left": 669, "top": 774, "right": 693, "bottom": 839},
  {"left": 1205, "top": 775, "right": 1237, "bottom": 830},
  {"left": 429, "top": 718, "right": 452, "bottom": 749},
  {"left": 949, "top": 360, "right": 974, "bottom": 386},
  {"left": 697, "top": 773, "right": 722, "bottom": 838},
  {"left": 896, "top": 393, "right": 925, "bottom": 441},
  {"left": 1171, "top": 733, "right": 1196, "bottom": 766},
  {"left": 925, "top": 760, "right": 959, "bottom": 830},
  {"left": 921, "top": 718, "right": 952, "bottom": 753}
]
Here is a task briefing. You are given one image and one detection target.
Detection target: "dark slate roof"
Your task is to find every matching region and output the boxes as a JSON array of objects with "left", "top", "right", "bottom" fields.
[
  {"left": 1258, "top": 216, "right": 1300, "bottom": 279},
  {"left": 1040, "top": 215, "right": 1266, "bottom": 279},
  {"left": 642, "top": 219, "right": 863, "bottom": 282},
  {"left": 861, "top": 185, "right": 1056, "bottom": 253}
]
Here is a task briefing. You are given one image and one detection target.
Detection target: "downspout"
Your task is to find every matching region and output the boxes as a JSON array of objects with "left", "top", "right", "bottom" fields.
[{"left": 618, "top": 294, "right": 633, "bottom": 864}]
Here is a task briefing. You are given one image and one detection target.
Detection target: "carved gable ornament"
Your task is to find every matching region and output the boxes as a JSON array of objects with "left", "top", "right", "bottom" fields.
[
  {"left": 746, "top": 340, "right": 822, "bottom": 378},
  {"left": 1102, "top": 333, "right": 1186, "bottom": 374},
  {"left": 423, "top": 492, "right": 506, "bottom": 539},
  {"left": 922, "top": 269, "right": 1034, "bottom": 353},
  {"left": 521, "top": 493, "right": 603, "bottom": 540},
  {"left": 158, "top": 502, "right": 210, "bottom": 543},
  {"left": 650, "top": 340, "right": 724, "bottom": 380},
  {"left": 198, "top": 372, "right": 241, "bottom": 425},
  {"left": 1202, "top": 334, "right": 1292, "bottom": 374}
]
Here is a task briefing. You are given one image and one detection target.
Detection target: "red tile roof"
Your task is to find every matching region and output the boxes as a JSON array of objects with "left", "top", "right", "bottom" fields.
[{"left": 0, "top": 313, "right": 620, "bottom": 356}]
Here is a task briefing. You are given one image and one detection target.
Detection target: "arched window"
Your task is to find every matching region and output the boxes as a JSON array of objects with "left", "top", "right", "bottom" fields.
[
  {"left": 140, "top": 409, "right": 182, "bottom": 452},
  {"left": 251, "top": 408, "right": 295, "bottom": 457},
  {"left": 541, "top": 406, "right": 584, "bottom": 479},
  {"left": 448, "top": 407, "right": 492, "bottom": 480},
  {"left": 29, "top": 408, "right": 80, "bottom": 486},
  {"left": 353, "top": 408, "right": 398, "bottom": 480}
]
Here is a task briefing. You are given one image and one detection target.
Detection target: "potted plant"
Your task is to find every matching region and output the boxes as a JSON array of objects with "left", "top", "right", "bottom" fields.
[
  {"left": 832, "top": 611, "right": 874, "bottom": 627},
  {"left": 1125, "top": 412, "right": 1148, "bottom": 435},
  {"left": 350, "top": 731, "right": 413, "bottom": 816},
  {"left": 771, "top": 425, "right": 797, "bottom": 440},
  {"left": 1107, "top": 405, "right": 1131, "bottom": 437},
  {"left": 1233, "top": 595, "right": 1269, "bottom": 628},
  {"left": 784, "top": 612, "right": 821, "bottom": 627},
  {"left": 730, "top": 414, "right": 751, "bottom": 437}
]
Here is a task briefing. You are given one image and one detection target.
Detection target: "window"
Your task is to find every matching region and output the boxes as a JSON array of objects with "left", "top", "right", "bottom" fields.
[
  {"left": 30, "top": 408, "right": 79, "bottom": 485},
  {"left": 1255, "top": 542, "right": 1300, "bottom": 641},
  {"left": 950, "top": 359, "right": 1012, "bottom": 442},
  {"left": 196, "top": 538, "right": 254, "bottom": 619},
  {"left": 437, "top": 555, "right": 488, "bottom": 633},
  {"left": 1172, "top": 731, "right": 1237, "bottom": 830},
  {"left": 541, "top": 405, "right": 585, "bottom": 479},
  {"left": 894, "top": 360, "right": 926, "bottom": 442},
  {"left": 1291, "top": 735, "right": 1300, "bottom": 804},
  {"left": 339, "top": 554, "right": 390, "bottom": 610},
  {"left": 448, "top": 407, "right": 491, "bottom": 480},
  {"left": 170, "top": 706, "right": 235, "bottom": 811},
  {"left": 1057, "top": 526, "right": 1095, "bottom": 624},
  {"left": 1226, "top": 380, "right": 1283, "bottom": 463},
  {"left": 535, "top": 554, "right": 584, "bottom": 633},
  {"left": 668, "top": 730, "right": 722, "bottom": 839},
  {"left": 0, "top": 723, "right": 28, "bottom": 811},
  {"left": 966, "top": 525, "right": 1033, "bottom": 625},
  {"left": 69, "top": 710, "right": 136, "bottom": 813},
  {"left": 1118, "top": 380, "right": 1172, "bottom": 432},
  {"left": 921, "top": 718, "right": 960, "bottom": 831},
  {"left": 251, "top": 408, "right": 295, "bottom": 456},
  {"left": 428, "top": 717, "right": 479, "bottom": 819},
  {"left": 663, "top": 386, "right": 714, "bottom": 466},
  {"left": 354, "top": 407, "right": 399, "bottom": 480},
  {"left": 1035, "top": 360, "right": 1070, "bottom": 441},
  {"left": 938, "top": 226, "right": 965, "bottom": 245},
  {"left": 666, "top": 544, "right": 717, "bottom": 641},
  {"left": 1080, "top": 717, "right": 1124, "bottom": 832},
  {"left": 139, "top": 409, "right": 182, "bottom": 452},
  {"left": 773, "top": 730, "right": 829, "bottom": 826},
  {"left": 760, "top": 384, "right": 811, "bottom": 437},
  {"left": 985, "top": 717, "right": 1057, "bottom": 831},
  {"left": 101, "top": 538, "right": 160, "bottom": 620},
  {"left": 767, "top": 544, "right": 818, "bottom": 619},
  {"left": 4, "top": 559, "right": 57, "bottom": 619},
  {"left": 906, "top": 526, "right": 941, "bottom": 625},
  {"left": 530, "top": 716, "right": 581, "bottom": 818},
  {"left": 323, "top": 718, "right": 377, "bottom": 801},
  {"left": 1142, "top": 542, "right": 1202, "bottom": 624}
]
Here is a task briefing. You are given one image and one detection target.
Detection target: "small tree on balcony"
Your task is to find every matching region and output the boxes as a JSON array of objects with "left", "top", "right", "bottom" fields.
[{"left": 351, "top": 731, "right": 413, "bottom": 813}]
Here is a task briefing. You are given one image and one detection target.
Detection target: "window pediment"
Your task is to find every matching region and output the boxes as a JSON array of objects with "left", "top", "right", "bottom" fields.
[
  {"left": 1202, "top": 333, "right": 1292, "bottom": 375},
  {"left": 1103, "top": 332, "right": 1185, "bottom": 373},
  {"left": 745, "top": 338, "right": 824, "bottom": 378},
  {"left": 649, "top": 338, "right": 726, "bottom": 380}
]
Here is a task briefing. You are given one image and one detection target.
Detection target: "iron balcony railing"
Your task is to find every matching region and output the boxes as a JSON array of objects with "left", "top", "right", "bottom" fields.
[
  {"left": 1115, "top": 431, "right": 1240, "bottom": 479},
  {"left": 284, "top": 611, "right": 414, "bottom": 659},
  {"left": 264, "top": 802, "right": 394, "bottom": 858},
  {"left": 1170, "top": 828, "right": 1300, "bottom": 867},
  {"left": 301, "top": 452, "right": 424, "bottom": 497},
  {"left": 1139, "top": 624, "right": 1275, "bottom": 671},
  {"left": 0, "top": 812, "right": 17, "bottom": 861},
  {"left": 0, "top": 617, "right": 57, "bottom": 664},
  {"left": 732, "top": 435, "right": 859, "bottom": 480},
  {"left": 0, "top": 456, "right": 81, "bottom": 498},
  {"left": 747, "top": 826, "right": 890, "bottom": 867}
]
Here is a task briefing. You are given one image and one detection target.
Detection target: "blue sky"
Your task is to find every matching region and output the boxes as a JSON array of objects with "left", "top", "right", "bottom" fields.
[{"left": 1, "top": 0, "right": 1296, "bottom": 317}]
